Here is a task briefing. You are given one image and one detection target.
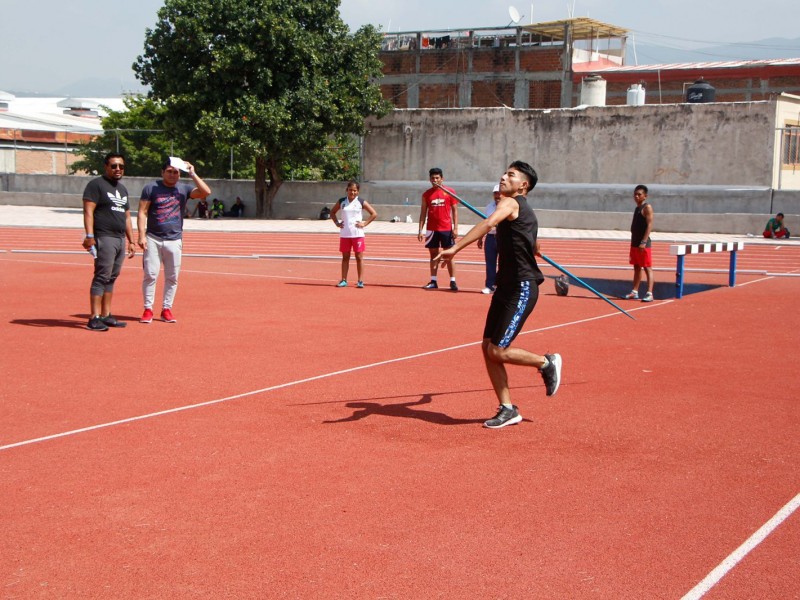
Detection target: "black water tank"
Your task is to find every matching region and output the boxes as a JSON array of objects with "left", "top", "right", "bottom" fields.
[{"left": 686, "top": 79, "right": 716, "bottom": 103}]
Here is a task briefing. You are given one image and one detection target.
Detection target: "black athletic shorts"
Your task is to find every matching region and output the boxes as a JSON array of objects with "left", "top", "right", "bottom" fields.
[
  {"left": 483, "top": 280, "right": 540, "bottom": 348},
  {"left": 424, "top": 230, "right": 455, "bottom": 249}
]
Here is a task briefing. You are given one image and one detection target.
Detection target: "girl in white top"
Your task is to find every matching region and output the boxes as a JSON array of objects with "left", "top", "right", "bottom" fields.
[{"left": 330, "top": 180, "right": 377, "bottom": 288}]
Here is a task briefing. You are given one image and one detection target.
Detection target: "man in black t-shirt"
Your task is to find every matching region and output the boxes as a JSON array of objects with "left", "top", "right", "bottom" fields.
[
  {"left": 435, "top": 161, "right": 562, "bottom": 429},
  {"left": 81, "top": 153, "right": 137, "bottom": 331}
]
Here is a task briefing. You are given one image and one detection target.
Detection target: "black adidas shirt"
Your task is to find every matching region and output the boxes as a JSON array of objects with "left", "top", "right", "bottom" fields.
[{"left": 82, "top": 176, "right": 130, "bottom": 238}]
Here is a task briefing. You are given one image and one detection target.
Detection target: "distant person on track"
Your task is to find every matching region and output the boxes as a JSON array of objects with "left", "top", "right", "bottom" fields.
[
  {"left": 763, "top": 212, "right": 790, "bottom": 239},
  {"left": 331, "top": 180, "right": 377, "bottom": 288},
  {"left": 137, "top": 157, "right": 211, "bottom": 324},
  {"left": 477, "top": 183, "right": 501, "bottom": 294},
  {"left": 434, "top": 161, "right": 562, "bottom": 429},
  {"left": 625, "top": 184, "right": 655, "bottom": 302},
  {"left": 81, "top": 152, "right": 137, "bottom": 332},
  {"left": 418, "top": 167, "right": 459, "bottom": 291}
]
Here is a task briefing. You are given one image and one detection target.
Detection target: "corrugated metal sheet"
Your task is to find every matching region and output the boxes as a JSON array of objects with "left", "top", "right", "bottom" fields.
[
  {"left": 592, "top": 57, "right": 800, "bottom": 73},
  {"left": 0, "top": 96, "right": 124, "bottom": 133}
]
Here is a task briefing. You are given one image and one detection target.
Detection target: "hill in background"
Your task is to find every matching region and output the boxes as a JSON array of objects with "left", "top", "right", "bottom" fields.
[{"left": 632, "top": 36, "right": 800, "bottom": 65}]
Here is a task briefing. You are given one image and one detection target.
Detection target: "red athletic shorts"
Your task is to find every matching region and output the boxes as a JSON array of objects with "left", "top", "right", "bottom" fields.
[
  {"left": 629, "top": 246, "right": 652, "bottom": 267},
  {"left": 340, "top": 237, "right": 366, "bottom": 253}
]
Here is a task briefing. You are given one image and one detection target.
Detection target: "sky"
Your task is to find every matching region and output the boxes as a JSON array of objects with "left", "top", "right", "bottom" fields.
[{"left": 2, "top": 0, "right": 798, "bottom": 95}]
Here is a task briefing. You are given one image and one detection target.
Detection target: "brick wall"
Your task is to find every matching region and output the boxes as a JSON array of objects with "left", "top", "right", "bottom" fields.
[
  {"left": 381, "top": 85, "right": 409, "bottom": 109},
  {"left": 381, "top": 54, "right": 416, "bottom": 75},
  {"left": 419, "top": 52, "right": 460, "bottom": 74},
  {"left": 418, "top": 84, "right": 460, "bottom": 108},
  {"left": 471, "top": 81, "right": 515, "bottom": 107},
  {"left": 471, "top": 49, "right": 516, "bottom": 72},
  {"left": 14, "top": 149, "right": 81, "bottom": 175},
  {"left": 519, "top": 48, "right": 563, "bottom": 72},
  {"left": 380, "top": 45, "right": 566, "bottom": 109},
  {"left": 530, "top": 81, "right": 562, "bottom": 108}
]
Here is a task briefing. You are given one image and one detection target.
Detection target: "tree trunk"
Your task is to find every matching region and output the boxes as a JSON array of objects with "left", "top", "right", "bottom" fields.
[{"left": 254, "top": 155, "right": 283, "bottom": 219}]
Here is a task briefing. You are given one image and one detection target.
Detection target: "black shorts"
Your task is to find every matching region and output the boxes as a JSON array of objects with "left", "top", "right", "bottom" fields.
[
  {"left": 424, "top": 230, "right": 455, "bottom": 249},
  {"left": 483, "top": 280, "right": 540, "bottom": 348}
]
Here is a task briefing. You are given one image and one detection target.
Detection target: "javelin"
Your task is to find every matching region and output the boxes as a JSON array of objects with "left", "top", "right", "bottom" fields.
[{"left": 433, "top": 183, "right": 635, "bottom": 320}]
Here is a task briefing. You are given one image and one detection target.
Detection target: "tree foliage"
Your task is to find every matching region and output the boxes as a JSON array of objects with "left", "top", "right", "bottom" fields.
[
  {"left": 134, "top": 0, "right": 389, "bottom": 217},
  {"left": 70, "top": 96, "right": 177, "bottom": 176}
]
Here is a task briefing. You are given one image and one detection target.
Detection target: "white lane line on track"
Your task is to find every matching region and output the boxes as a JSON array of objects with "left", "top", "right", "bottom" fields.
[
  {"left": 681, "top": 492, "right": 800, "bottom": 600},
  {"left": 0, "top": 305, "right": 653, "bottom": 453}
]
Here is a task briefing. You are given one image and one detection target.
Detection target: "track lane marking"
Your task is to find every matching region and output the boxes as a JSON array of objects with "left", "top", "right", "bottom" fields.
[
  {"left": 681, "top": 492, "right": 800, "bottom": 600},
  {"left": 0, "top": 306, "right": 652, "bottom": 452}
]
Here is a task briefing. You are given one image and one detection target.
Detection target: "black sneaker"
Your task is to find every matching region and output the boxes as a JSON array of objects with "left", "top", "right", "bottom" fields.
[
  {"left": 87, "top": 316, "right": 109, "bottom": 332},
  {"left": 101, "top": 314, "right": 127, "bottom": 328},
  {"left": 540, "top": 353, "right": 562, "bottom": 396},
  {"left": 484, "top": 404, "right": 522, "bottom": 429},
  {"left": 422, "top": 281, "right": 438, "bottom": 289},
  {"left": 449, "top": 281, "right": 458, "bottom": 292}
]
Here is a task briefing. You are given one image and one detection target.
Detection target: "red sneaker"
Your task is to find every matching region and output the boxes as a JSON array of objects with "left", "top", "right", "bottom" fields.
[
  {"left": 161, "top": 308, "right": 176, "bottom": 323},
  {"left": 140, "top": 308, "right": 153, "bottom": 324}
]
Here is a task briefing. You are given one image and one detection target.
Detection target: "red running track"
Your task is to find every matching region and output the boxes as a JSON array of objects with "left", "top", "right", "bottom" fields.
[
  {"left": 1, "top": 229, "right": 799, "bottom": 598},
  {"left": 3, "top": 226, "right": 800, "bottom": 275}
]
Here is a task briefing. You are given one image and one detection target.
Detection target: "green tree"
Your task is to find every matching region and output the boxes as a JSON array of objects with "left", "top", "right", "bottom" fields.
[
  {"left": 71, "top": 95, "right": 258, "bottom": 179},
  {"left": 134, "top": 0, "right": 390, "bottom": 218},
  {"left": 70, "top": 96, "right": 180, "bottom": 176}
]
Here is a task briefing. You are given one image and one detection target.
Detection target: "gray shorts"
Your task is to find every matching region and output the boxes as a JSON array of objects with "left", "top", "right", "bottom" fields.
[{"left": 90, "top": 236, "right": 126, "bottom": 296}]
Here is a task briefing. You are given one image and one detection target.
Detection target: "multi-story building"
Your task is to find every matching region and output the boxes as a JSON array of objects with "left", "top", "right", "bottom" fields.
[{"left": 379, "top": 17, "right": 800, "bottom": 109}]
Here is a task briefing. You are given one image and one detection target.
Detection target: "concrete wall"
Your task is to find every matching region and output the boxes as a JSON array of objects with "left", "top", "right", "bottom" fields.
[
  {"left": 3, "top": 98, "right": 800, "bottom": 234},
  {"left": 3, "top": 174, "right": 799, "bottom": 234},
  {"left": 362, "top": 102, "right": 776, "bottom": 186},
  {"left": 0, "top": 174, "right": 345, "bottom": 220}
]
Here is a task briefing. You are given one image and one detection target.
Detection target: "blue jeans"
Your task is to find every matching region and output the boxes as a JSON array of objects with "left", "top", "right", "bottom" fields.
[{"left": 483, "top": 234, "right": 498, "bottom": 288}]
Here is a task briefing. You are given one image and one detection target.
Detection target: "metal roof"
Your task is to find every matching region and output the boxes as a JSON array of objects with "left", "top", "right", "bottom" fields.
[
  {"left": 591, "top": 57, "right": 800, "bottom": 73},
  {"left": 522, "top": 17, "right": 629, "bottom": 41},
  {"left": 0, "top": 96, "right": 124, "bottom": 133}
]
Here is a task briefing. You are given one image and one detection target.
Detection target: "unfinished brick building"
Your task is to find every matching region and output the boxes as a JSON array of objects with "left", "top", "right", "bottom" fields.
[{"left": 378, "top": 17, "right": 800, "bottom": 109}]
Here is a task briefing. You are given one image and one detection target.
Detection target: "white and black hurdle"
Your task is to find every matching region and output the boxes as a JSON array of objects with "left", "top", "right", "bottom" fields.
[{"left": 669, "top": 241, "right": 745, "bottom": 299}]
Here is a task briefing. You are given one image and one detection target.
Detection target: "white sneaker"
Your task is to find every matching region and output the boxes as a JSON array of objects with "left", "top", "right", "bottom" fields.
[
  {"left": 481, "top": 287, "right": 492, "bottom": 294},
  {"left": 624, "top": 291, "right": 639, "bottom": 300},
  {"left": 641, "top": 292, "right": 654, "bottom": 303}
]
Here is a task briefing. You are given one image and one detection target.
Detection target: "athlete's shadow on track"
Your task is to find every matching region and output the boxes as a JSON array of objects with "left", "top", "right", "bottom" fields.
[
  {"left": 321, "top": 392, "right": 517, "bottom": 426},
  {"left": 10, "top": 314, "right": 135, "bottom": 328},
  {"left": 543, "top": 275, "right": 719, "bottom": 300},
  {"left": 285, "top": 282, "right": 488, "bottom": 293}
]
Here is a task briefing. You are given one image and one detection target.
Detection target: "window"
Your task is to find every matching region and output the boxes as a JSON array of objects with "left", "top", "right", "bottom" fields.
[{"left": 781, "top": 126, "right": 800, "bottom": 167}]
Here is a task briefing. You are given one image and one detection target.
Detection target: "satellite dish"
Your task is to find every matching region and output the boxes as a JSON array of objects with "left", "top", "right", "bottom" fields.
[{"left": 508, "top": 5, "right": 522, "bottom": 23}]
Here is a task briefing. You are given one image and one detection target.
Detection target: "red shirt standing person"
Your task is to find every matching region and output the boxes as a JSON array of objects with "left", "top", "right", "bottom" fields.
[{"left": 418, "top": 167, "right": 459, "bottom": 291}]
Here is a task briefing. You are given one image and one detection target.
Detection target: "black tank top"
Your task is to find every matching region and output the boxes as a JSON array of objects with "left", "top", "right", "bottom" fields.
[
  {"left": 631, "top": 202, "right": 651, "bottom": 248},
  {"left": 496, "top": 195, "right": 544, "bottom": 286}
]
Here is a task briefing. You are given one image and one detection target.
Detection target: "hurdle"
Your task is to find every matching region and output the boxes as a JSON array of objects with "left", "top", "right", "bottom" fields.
[{"left": 669, "top": 241, "right": 745, "bottom": 299}]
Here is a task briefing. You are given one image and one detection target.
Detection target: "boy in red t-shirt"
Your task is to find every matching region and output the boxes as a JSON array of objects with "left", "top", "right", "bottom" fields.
[{"left": 418, "top": 167, "right": 459, "bottom": 290}]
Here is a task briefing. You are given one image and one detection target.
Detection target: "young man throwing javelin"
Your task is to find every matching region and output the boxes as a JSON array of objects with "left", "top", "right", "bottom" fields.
[{"left": 435, "top": 161, "right": 562, "bottom": 428}]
